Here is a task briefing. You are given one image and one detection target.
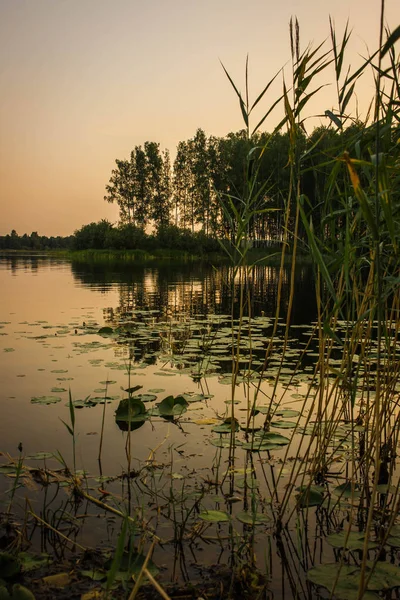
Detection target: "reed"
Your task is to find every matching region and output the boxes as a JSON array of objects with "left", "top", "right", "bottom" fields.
[{"left": 220, "top": 5, "right": 400, "bottom": 598}]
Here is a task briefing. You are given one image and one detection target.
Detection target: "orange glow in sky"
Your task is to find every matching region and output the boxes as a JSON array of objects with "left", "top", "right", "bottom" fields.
[{"left": 0, "top": 0, "right": 398, "bottom": 236}]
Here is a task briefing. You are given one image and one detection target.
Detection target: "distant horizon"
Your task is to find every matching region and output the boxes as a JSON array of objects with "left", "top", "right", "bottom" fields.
[{"left": 1, "top": 0, "right": 398, "bottom": 236}]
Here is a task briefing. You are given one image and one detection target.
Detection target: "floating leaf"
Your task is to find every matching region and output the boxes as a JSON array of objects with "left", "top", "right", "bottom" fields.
[
  {"left": 236, "top": 511, "right": 271, "bottom": 525},
  {"left": 97, "top": 327, "right": 113, "bottom": 335},
  {"left": 0, "top": 465, "right": 19, "bottom": 475},
  {"left": 210, "top": 437, "right": 243, "bottom": 448},
  {"left": 198, "top": 510, "right": 231, "bottom": 522},
  {"left": 212, "top": 418, "right": 239, "bottom": 433},
  {"left": 115, "top": 398, "right": 147, "bottom": 422},
  {"left": 327, "top": 531, "right": 378, "bottom": 550},
  {"left": 255, "top": 432, "right": 291, "bottom": 445},
  {"left": 31, "top": 396, "right": 61, "bottom": 405},
  {"left": 181, "top": 393, "right": 210, "bottom": 403},
  {"left": 271, "top": 420, "right": 297, "bottom": 429},
  {"left": 131, "top": 394, "right": 157, "bottom": 403},
  {"left": 334, "top": 482, "right": 361, "bottom": 498},
  {"left": 124, "top": 385, "right": 142, "bottom": 394},
  {"left": 26, "top": 452, "right": 53, "bottom": 460},
  {"left": 253, "top": 406, "right": 271, "bottom": 415},
  {"left": 307, "top": 563, "right": 380, "bottom": 599},
  {"left": 157, "top": 395, "right": 188, "bottom": 417},
  {"left": 242, "top": 441, "right": 282, "bottom": 451},
  {"left": 296, "top": 486, "right": 324, "bottom": 507},
  {"left": 274, "top": 409, "right": 300, "bottom": 417},
  {"left": 19, "top": 552, "right": 51, "bottom": 572},
  {"left": 154, "top": 371, "right": 176, "bottom": 377}
]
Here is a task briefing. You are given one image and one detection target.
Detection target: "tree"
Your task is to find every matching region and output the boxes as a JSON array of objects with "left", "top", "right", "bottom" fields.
[
  {"left": 173, "top": 141, "right": 193, "bottom": 229},
  {"left": 145, "top": 142, "right": 172, "bottom": 229},
  {"left": 104, "top": 147, "right": 149, "bottom": 227}
]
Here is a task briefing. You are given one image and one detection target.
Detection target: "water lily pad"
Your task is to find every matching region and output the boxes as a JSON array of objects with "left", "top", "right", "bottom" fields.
[
  {"left": 255, "top": 432, "right": 291, "bottom": 445},
  {"left": 236, "top": 511, "right": 271, "bottom": 525},
  {"left": 327, "top": 531, "right": 378, "bottom": 550},
  {"left": 98, "top": 327, "right": 113, "bottom": 335},
  {"left": 124, "top": 385, "right": 143, "bottom": 394},
  {"left": 131, "top": 394, "right": 157, "bottom": 403},
  {"left": 210, "top": 437, "right": 243, "bottom": 448},
  {"left": 154, "top": 371, "right": 176, "bottom": 377},
  {"left": 157, "top": 395, "right": 188, "bottom": 417},
  {"left": 253, "top": 406, "right": 271, "bottom": 415},
  {"left": 274, "top": 409, "right": 300, "bottom": 417},
  {"left": 115, "top": 398, "right": 147, "bottom": 422},
  {"left": 147, "top": 388, "right": 165, "bottom": 393},
  {"left": 0, "top": 466, "right": 19, "bottom": 475},
  {"left": 334, "top": 482, "right": 361, "bottom": 498},
  {"left": 181, "top": 393, "right": 210, "bottom": 403},
  {"left": 31, "top": 396, "right": 61, "bottom": 405},
  {"left": 271, "top": 420, "right": 297, "bottom": 429},
  {"left": 198, "top": 510, "right": 231, "bottom": 522},
  {"left": 212, "top": 418, "right": 239, "bottom": 433},
  {"left": 26, "top": 452, "right": 53, "bottom": 460},
  {"left": 296, "top": 486, "right": 324, "bottom": 507},
  {"left": 19, "top": 552, "right": 51, "bottom": 572},
  {"left": 307, "top": 561, "right": 394, "bottom": 598},
  {"left": 51, "top": 387, "right": 67, "bottom": 393},
  {"left": 241, "top": 441, "right": 282, "bottom": 451}
]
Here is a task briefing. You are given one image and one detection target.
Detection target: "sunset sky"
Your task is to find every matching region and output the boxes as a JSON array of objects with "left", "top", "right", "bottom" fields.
[{"left": 0, "top": 0, "right": 398, "bottom": 236}]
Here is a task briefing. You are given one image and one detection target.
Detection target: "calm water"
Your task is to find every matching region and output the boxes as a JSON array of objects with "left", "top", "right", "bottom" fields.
[
  {"left": 0, "top": 256, "right": 316, "bottom": 462},
  {"left": 0, "top": 255, "right": 322, "bottom": 594}
]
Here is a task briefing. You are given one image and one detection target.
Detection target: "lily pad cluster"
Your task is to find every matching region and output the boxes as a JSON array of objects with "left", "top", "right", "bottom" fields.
[{"left": 115, "top": 393, "right": 190, "bottom": 429}]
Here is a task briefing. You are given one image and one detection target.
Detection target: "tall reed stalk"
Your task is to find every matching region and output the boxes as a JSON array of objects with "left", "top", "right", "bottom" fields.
[{"left": 222, "top": 6, "right": 400, "bottom": 597}]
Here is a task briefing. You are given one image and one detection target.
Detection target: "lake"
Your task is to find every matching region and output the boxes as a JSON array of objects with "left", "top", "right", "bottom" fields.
[
  {"left": 0, "top": 255, "right": 316, "bottom": 464},
  {"left": 3, "top": 254, "right": 393, "bottom": 599}
]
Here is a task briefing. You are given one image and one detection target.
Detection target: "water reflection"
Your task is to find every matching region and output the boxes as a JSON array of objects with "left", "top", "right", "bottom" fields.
[
  {"left": 70, "top": 260, "right": 317, "bottom": 323},
  {"left": 1, "top": 253, "right": 68, "bottom": 275}
]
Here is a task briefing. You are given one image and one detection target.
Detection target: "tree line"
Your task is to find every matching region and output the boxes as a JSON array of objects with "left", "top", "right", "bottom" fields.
[
  {"left": 0, "top": 230, "right": 74, "bottom": 251},
  {"left": 103, "top": 123, "right": 399, "bottom": 245},
  {"left": 0, "top": 223, "right": 221, "bottom": 254},
  {"left": 2, "top": 123, "right": 398, "bottom": 253}
]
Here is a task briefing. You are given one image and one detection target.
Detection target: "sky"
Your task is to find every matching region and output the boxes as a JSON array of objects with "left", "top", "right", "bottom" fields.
[{"left": 0, "top": 0, "right": 398, "bottom": 237}]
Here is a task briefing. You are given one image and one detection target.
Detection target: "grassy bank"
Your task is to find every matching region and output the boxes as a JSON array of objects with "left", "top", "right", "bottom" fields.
[{"left": 0, "top": 245, "right": 315, "bottom": 266}]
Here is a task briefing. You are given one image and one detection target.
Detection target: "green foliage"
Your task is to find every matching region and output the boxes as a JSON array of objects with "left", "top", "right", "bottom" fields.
[
  {"left": 115, "top": 397, "right": 148, "bottom": 422},
  {"left": 156, "top": 395, "right": 188, "bottom": 417},
  {"left": 0, "top": 230, "right": 73, "bottom": 251}
]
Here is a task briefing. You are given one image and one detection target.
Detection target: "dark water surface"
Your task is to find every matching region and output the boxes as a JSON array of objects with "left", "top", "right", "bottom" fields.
[{"left": 1, "top": 255, "right": 325, "bottom": 597}]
